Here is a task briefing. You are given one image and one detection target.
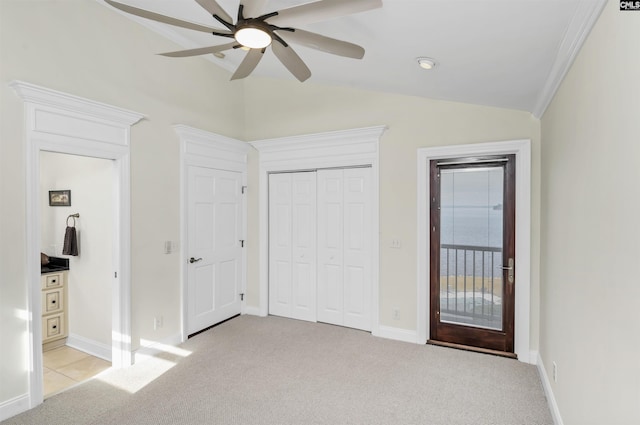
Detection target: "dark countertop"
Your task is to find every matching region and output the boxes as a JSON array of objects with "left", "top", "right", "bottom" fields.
[{"left": 41, "top": 256, "right": 69, "bottom": 274}]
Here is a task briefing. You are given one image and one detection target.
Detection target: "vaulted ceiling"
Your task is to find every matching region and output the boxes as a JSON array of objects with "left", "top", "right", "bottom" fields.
[{"left": 101, "top": 0, "right": 607, "bottom": 117}]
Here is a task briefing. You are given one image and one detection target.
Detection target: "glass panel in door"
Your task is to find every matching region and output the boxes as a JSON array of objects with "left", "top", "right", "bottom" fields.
[
  {"left": 429, "top": 154, "right": 516, "bottom": 355},
  {"left": 439, "top": 167, "right": 504, "bottom": 331}
]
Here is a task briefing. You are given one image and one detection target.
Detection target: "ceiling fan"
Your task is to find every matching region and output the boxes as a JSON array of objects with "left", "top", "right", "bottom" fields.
[{"left": 105, "top": 0, "right": 382, "bottom": 82}]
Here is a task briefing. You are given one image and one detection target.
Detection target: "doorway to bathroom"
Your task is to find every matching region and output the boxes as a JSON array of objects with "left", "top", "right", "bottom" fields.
[
  {"left": 13, "top": 80, "right": 142, "bottom": 408},
  {"left": 39, "top": 152, "right": 114, "bottom": 397}
]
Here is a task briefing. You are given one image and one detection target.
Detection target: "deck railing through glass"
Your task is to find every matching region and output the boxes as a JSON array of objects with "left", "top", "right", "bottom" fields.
[{"left": 439, "top": 243, "right": 503, "bottom": 330}]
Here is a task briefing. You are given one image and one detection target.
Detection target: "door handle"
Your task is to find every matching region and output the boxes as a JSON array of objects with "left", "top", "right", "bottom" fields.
[
  {"left": 501, "top": 257, "right": 514, "bottom": 284},
  {"left": 189, "top": 257, "right": 203, "bottom": 264}
]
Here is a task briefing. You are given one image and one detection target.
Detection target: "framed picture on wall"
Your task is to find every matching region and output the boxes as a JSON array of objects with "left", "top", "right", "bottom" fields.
[{"left": 49, "top": 190, "right": 71, "bottom": 206}]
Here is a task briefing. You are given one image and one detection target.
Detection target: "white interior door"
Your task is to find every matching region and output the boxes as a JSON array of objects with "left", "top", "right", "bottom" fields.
[
  {"left": 187, "top": 166, "right": 242, "bottom": 335},
  {"left": 318, "top": 168, "right": 372, "bottom": 331},
  {"left": 268, "top": 172, "right": 317, "bottom": 321}
]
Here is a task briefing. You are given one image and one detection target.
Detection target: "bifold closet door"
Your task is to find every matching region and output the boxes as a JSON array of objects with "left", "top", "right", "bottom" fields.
[
  {"left": 268, "top": 172, "right": 317, "bottom": 322},
  {"left": 317, "top": 168, "right": 372, "bottom": 331}
]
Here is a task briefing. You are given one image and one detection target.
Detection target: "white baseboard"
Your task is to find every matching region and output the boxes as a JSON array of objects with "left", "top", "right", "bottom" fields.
[
  {"left": 0, "top": 393, "right": 30, "bottom": 422},
  {"left": 242, "top": 306, "right": 264, "bottom": 316},
  {"left": 133, "top": 333, "right": 183, "bottom": 363},
  {"left": 66, "top": 333, "right": 112, "bottom": 362},
  {"left": 537, "top": 355, "right": 564, "bottom": 425},
  {"left": 376, "top": 325, "right": 419, "bottom": 344}
]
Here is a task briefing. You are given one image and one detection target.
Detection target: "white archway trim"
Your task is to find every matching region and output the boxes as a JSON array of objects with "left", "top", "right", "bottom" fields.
[
  {"left": 174, "top": 125, "right": 249, "bottom": 341},
  {"left": 10, "top": 81, "right": 143, "bottom": 409},
  {"left": 250, "top": 125, "right": 386, "bottom": 336},
  {"left": 417, "top": 139, "right": 532, "bottom": 363}
]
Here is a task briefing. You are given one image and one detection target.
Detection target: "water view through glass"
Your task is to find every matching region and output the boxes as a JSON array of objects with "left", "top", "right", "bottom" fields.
[{"left": 439, "top": 166, "right": 503, "bottom": 331}]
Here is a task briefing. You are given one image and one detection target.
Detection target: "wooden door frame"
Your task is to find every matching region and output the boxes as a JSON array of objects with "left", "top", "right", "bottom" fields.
[
  {"left": 176, "top": 125, "right": 249, "bottom": 342},
  {"left": 417, "top": 140, "right": 533, "bottom": 363},
  {"left": 250, "top": 126, "right": 386, "bottom": 336},
  {"left": 429, "top": 155, "right": 516, "bottom": 354}
]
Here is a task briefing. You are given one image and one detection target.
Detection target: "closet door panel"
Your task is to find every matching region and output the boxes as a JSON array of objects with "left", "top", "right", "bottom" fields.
[
  {"left": 317, "top": 169, "right": 344, "bottom": 325},
  {"left": 343, "top": 168, "right": 372, "bottom": 331},
  {"left": 270, "top": 167, "right": 372, "bottom": 331},
  {"left": 291, "top": 173, "right": 317, "bottom": 321},
  {"left": 269, "top": 172, "right": 317, "bottom": 322},
  {"left": 268, "top": 174, "right": 294, "bottom": 318}
]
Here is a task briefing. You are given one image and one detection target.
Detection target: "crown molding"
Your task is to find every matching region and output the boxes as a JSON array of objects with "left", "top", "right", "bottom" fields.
[
  {"left": 532, "top": 0, "right": 607, "bottom": 118},
  {"left": 9, "top": 80, "right": 144, "bottom": 126}
]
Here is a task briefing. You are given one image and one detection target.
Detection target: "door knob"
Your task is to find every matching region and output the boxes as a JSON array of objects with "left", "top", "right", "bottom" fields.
[{"left": 189, "top": 257, "right": 203, "bottom": 264}]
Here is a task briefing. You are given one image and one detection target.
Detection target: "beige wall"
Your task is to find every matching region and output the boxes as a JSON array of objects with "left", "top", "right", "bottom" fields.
[
  {"left": 0, "top": 0, "right": 243, "bottom": 405},
  {"left": 243, "top": 78, "right": 541, "bottom": 341},
  {"left": 540, "top": 1, "right": 640, "bottom": 424},
  {"left": 40, "top": 152, "right": 113, "bottom": 348},
  {"left": 1, "top": 0, "right": 552, "bottom": 418}
]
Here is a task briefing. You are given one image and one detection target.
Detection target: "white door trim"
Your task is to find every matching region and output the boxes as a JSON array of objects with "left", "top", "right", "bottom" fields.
[
  {"left": 250, "top": 125, "right": 386, "bottom": 336},
  {"left": 417, "top": 139, "right": 532, "bottom": 363},
  {"left": 10, "top": 81, "right": 143, "bottom": 408},
  {"left": 175, "top": 125, "right": 249, "bottom": 341}
]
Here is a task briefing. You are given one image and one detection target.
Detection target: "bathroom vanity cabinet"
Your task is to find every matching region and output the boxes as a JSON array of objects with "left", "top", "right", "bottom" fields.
[{"left": 41, "top": 271, "right": 68, "bottom": 351}]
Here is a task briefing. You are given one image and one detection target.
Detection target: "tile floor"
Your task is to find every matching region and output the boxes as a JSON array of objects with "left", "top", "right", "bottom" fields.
[{"left": 43, "top": 346, "right": 111, "bottom": 398}]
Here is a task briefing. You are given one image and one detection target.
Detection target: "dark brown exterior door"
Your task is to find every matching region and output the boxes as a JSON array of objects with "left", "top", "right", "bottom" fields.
[{"left": 429, "top": 155, "right": 516, "bottom": 355}]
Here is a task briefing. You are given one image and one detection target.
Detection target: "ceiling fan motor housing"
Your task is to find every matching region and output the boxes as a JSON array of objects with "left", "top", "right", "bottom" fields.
[{"left": 234, "top": 19, "right": 273, "bottom": 49}]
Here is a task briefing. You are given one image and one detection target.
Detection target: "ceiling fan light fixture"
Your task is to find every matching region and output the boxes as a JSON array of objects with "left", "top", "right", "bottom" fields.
[
  {"left": 417, "top": 57, "right": 436, "bottom": 70},
  {"left": 235, "top": 25, "right": 272, "bottom": 49}
]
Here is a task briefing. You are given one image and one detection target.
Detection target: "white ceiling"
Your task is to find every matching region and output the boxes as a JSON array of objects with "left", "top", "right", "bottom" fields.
[{"left": 100, "top": 0, "right": 606, "bottom": 117}]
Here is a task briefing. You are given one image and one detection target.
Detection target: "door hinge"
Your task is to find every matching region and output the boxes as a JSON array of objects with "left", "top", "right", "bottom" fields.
[
  {"left": 241, "top": 185, "right": 247, "bottom": 194},
  {"left": 239, "top": 239, "right": 245, "bottom": 248},
  {"left": 239, "top": 293, "right": 245, "bottom": 301}
]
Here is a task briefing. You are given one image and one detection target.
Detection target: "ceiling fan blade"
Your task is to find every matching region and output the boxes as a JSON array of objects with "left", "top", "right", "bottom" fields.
[
  {"left": 105, "top": 0, "right": 220, "bottom": 33},
  {"left": 266, "top": 0, "right": 382, "bottom": 27},
  {"left": 159, "top": 42, "right": 238, "bottom": 58},
  {"left": 272, "top": 42, "right": 311, "bottom": 82},
  {"left": 195, "top": 0, "right": 233, "bottom": 24},
  {"left": 231, "top": 49, "right": 265, "bottom": 80},
  {"left": 240, "top": 0, "right": 269, "bottom": 18},
  {"left": 276, "top": 29, "right": 365, "bottom": 59}
]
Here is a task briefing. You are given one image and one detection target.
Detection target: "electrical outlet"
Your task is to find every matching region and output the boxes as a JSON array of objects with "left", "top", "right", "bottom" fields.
[
  {"left": 154, "top": 316, "right": 163, "bottom": 330},
  {"left": 392, "top": 309, "right": 400, "bottom": 320},
  {"left": 391, "top": 239, "right": 402, "bottom": 249},
  {"left": 552, "top": 362, "right": 558, "bottom": 383}
]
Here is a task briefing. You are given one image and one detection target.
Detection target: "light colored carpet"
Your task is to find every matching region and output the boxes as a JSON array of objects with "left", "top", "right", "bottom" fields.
[{"left": 3, "top": 315, "right": 552, "bottom": 424}]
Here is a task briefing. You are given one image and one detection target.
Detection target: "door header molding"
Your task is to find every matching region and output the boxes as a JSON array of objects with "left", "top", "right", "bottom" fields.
[
  {"left": 10, "top": 81, "right": 143, "bottom": 146},
  {"left": 174, "top": 125, "right": 249, "bottom": 173},
  {"left": 250, "top": 125, "right": 386, "bottom": 170}
]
